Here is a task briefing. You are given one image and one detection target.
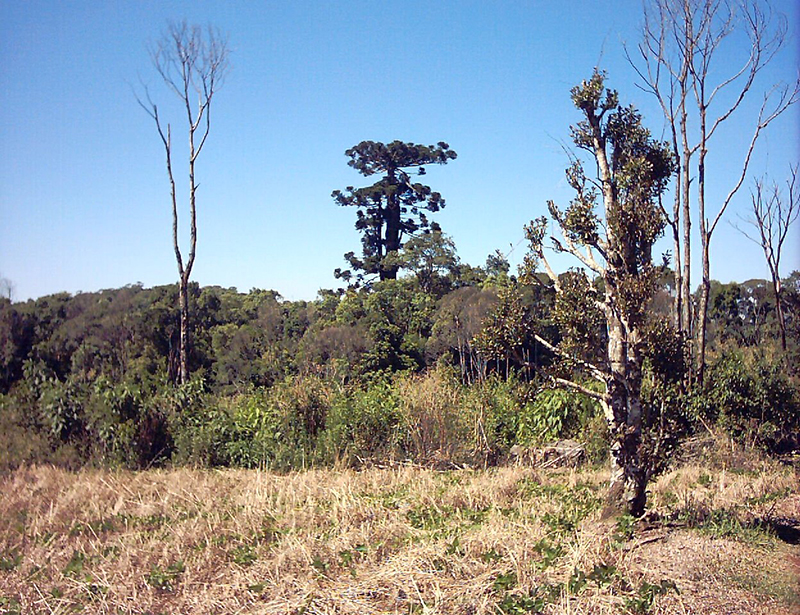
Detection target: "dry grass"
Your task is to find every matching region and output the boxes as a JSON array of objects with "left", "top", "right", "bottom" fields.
[{"left": 0, "top": 460, "right": 797, "bottom": 614}]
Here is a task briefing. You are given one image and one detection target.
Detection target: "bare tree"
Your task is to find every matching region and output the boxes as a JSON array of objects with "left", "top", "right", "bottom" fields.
[
  {"left": 0, "top": 276, "right": 14, "bottom": 302},
  {"left": 138, "top": 22, "right": 229, "bottom": 384},
  {"left": 631, "top": 0, "right": 798, "bottom": 382},
  {"left": 736, "top": 166, "right": 799, "bottom": 350}
]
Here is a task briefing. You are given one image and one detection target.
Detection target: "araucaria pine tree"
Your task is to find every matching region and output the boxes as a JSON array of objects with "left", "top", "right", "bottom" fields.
[
  {"left": 523, "top": 72, "right": 677, "bottom": 516},
  {"left": 333, "top": 140, "right": 457, "bottom": 285}
]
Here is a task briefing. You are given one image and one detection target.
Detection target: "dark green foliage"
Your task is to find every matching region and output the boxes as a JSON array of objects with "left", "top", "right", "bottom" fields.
[
  {"left": 699, "top": 350, "right": 799, "bottom": 453},
  {"left": 317, "top": 380, "right": 403, "bottom": 465},
  {"left": 333, "top": 140, "right": 456, "bottom": 283},
  {"left": 516, "top": 386, "right": 601, "bottom": 446}
]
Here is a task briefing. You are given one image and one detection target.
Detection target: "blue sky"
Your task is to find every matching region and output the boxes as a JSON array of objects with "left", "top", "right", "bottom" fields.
[{"left": 1, "top": 0, "right": 798, "bottom": 302}]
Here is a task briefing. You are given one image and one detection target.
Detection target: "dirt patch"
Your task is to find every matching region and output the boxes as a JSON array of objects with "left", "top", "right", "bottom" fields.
[{"left": 625, "top": 530, "right": 800, "bottom": 615}]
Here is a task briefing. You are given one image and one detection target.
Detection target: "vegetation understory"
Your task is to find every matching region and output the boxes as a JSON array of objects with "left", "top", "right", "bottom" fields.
[{"left": 1, "top": 440, "right": 797, "bottom": 615}]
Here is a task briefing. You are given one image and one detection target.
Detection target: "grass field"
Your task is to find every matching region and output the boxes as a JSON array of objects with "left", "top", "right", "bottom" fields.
[{"left": 1, "top": 449, "right": 798, "bottom": 614}]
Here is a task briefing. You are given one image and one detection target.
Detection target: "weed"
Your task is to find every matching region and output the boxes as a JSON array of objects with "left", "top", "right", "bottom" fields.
[
  {"left": 311, "top": 554, "right": 329, "bottom": 575},
  {"left": 587, "top": 562, "right": 617, "bottom": 587},
  {"left": 445, "top": 535, "right": 463, "bottom": 555},
  {"left": 611, "top": 513, "right": 637, "bottom": 548},
  {"left": 696, "top": 510, "right": 775, "bottom": 545},
  {"left": 337, "top": 545, "right": 366, "bottom": 577},
  {"left": 481, "top": 548, "right": 502, "bottom": 563},
  {"left": 623, "top": 579, "right": 677, "bottom": 614},
  {"left": 568, "top": 568, "right": 588, "bottom": 594},
  {"left": 229, "top": 543, "right": 257, "bottom": 567},
  {"left": 745, "top": 487, "right": 790, "bottom": 508},
  {"left": 69, "top": 518, "right": 116, "bottom": 536},
  {"left": 497, "top": 592, "right": 545, "bottom": 614},
  {"left": 0, "top": 596, "right": 21, "bottom": 615},
  {"left": 532, "top": 538, "right": 563, "bottom": 570},
  {"left": 145, "top": 561, "right": 185, "bottom": 591},
  {"left": 0, "top": 551, "right": 21, "bottom": 572},
  {"left": 493, "top": 570, "right": 517, "bottom": 592},
  {"left": 407, "top": 505, "right": 451, "bottom": 531},
  {"left": 63, "top": 551, "right": 87, "bottom": 577}
]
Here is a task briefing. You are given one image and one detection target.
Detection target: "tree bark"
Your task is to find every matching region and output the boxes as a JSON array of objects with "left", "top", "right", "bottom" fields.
[
  {"left": 382, "top": 170, "right": 401, "bottom": 280},
  {"left": 602, "top": 312, "right": 646, "bottom": 517}
]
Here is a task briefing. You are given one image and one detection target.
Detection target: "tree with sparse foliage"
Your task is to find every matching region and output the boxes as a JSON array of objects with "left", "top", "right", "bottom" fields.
[
  {"left": 522, "top": 72, "right": 678, "bottom": 517},
  {"left": 333, "top": 141, "right": 457, "bottom": 284},
  {"left": 138, "top": 22, "right": 229, "bottom": 385},
  {"left": 631, "top": 0, "right": 798, "bottom": 382},
  {"left": 736, "top": 166, "right": 799, "bottom": 351}
]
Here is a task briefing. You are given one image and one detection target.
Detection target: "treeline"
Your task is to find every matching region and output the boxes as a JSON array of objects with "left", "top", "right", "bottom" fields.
[{"left": 1, "top": 260, "right": 798, "bottom": 471}]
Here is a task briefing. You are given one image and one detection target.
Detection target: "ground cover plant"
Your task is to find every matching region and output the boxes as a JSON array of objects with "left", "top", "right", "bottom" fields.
[{"left": 1, "top": 437, "right": 798, "bottom": 614}]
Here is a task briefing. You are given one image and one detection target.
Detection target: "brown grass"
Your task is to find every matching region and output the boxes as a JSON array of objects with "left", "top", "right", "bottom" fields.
[{"left": 0, "top": 460, "right": 797, "bottom": 614}]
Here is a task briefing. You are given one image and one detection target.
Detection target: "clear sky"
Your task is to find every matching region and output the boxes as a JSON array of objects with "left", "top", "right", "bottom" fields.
[{"left": 1, "top": 0, "right": 798, "bottom": 302}]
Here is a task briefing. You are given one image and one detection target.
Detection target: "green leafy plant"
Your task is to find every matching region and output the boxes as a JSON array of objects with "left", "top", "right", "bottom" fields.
[
  {"left": 0, "top": 551, "right": 21, "bottom": 573},
  {"left": 624, "top": 579, "right": 678, "bottom": 614},
  {"left": 229, "top": 544, "right": 257, "bottom": 567},
  {"left": 145, "top": 560, "right": 185, "bottom": 591}
]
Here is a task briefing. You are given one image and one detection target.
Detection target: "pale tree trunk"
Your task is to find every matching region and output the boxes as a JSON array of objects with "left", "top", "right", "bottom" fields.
[
  {"left": 139, "top": 22, "right": 228, "bottom": 385},
  {"left": 179, "top": 276, "right": 189, "bottom": 385},
  {"left": 634, "top": 0, "right": 798, "bottom": 383},
  {"left": 697, "top": 90, "right": 710, "bottom": 384},
  {"left": 680, "top": 116, "right": 692, "bottom": 340},
  {"left": 603, "top": 312, "right": 646, "bottom": 517},
  {"left": 774, "top": 279, "right": 786, "bottom": 351},
  {"left": 590, "top": 103, "right": 648, "bottom": 517}
]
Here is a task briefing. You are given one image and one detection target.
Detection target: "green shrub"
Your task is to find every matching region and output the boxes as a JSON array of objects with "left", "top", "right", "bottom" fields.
[
  {"left": 316, "top": 378, "right": 403, "bottom": 465},
  {"left": 463, "top": 375, "right": 528, "bottom": 461},
  {"left": 701, "top": 350, "right": 799, "bottom": 453},
  {"left": 517, "top": 387, "right": 599, "bottom": 446}
]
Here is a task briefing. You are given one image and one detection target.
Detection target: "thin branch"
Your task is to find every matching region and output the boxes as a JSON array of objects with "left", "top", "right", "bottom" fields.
[
  {"left": 709, "top": 82, "right": 799, "bottom": 237},
  {"left": 532, "top": 332, "right": 609, "bottom": 383}
]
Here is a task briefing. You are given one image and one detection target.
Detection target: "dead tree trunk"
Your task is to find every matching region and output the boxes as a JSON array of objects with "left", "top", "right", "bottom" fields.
[{"left": 138, "top": 22, "right": 229, "bottom": 384}]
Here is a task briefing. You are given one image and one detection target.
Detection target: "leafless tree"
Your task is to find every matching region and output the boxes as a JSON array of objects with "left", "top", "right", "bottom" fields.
[
  {"left": 736, "top": 166, "right": 799, "bottom": 350},
  {"left": 0, "top": 276, "right": 14, "bottom": 302},
  {"left": 138, "top": 22, "right": 229, "bottom": 384},
  {"left": 630, "top": 0, "right": 798, "bottom": 382}
]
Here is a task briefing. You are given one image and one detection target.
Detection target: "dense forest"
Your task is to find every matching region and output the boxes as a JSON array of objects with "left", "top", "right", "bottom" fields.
[{"left": 2, "top": 254, "right": 798, "bottom": 472}]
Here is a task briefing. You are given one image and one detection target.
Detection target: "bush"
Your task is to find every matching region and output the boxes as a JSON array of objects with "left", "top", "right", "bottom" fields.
[
  {"left": 462, "top": 375, "right": 528, "bottom": 462},
  {"left": 517, "top": 387, "right": 600, "bottom": 446},
  {"left": 316, "top": 378, "right": 403, "bottom": 466},
  {"left": 395, "top": 367, "right": 471, "bottom": 465},
  {"left": 701, "top": 350, "right": 799, "bottom": 453}
]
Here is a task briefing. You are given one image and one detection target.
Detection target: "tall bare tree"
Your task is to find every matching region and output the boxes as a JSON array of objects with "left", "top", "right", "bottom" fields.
[
  {"left": 139, "top": 22, "right": 229, "bottom": 384},
  {"left": 736, "top": 166, "right": 799, "bottom": 350},
  {"left": 631, "top": 0, "right": 798, "bottom": 381}
]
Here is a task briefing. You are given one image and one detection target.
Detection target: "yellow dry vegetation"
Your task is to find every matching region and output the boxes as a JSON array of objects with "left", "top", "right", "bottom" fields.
[{"left": 0, "top": 457, "right": 797, "bottom": 614}]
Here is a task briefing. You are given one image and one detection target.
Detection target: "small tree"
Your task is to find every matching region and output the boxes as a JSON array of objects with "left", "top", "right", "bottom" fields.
[
  {"left": 736, "top": 166, "right": 799, "bottom": 351},
  {"left": 333, "top": 140, "right": 457, "bottom": 284},
  {"left": 385, "top": 230, "right": 460, "bottom": 295},
  {"left": 138, "top": 22, "right": 229, "bottom": 384},
  {"left": 523, "top": 72, "right": 677, "bottom": 516}
]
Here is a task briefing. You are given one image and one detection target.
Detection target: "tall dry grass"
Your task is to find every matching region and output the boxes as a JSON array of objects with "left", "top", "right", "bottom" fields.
[{"left": 0, "top": 458, "right": 797, "bottom": 614}]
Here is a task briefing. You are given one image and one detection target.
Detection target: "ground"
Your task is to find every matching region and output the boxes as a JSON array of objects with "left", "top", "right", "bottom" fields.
[{"left": 0, "top": 456, "right": 797, "bottom": 614}]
